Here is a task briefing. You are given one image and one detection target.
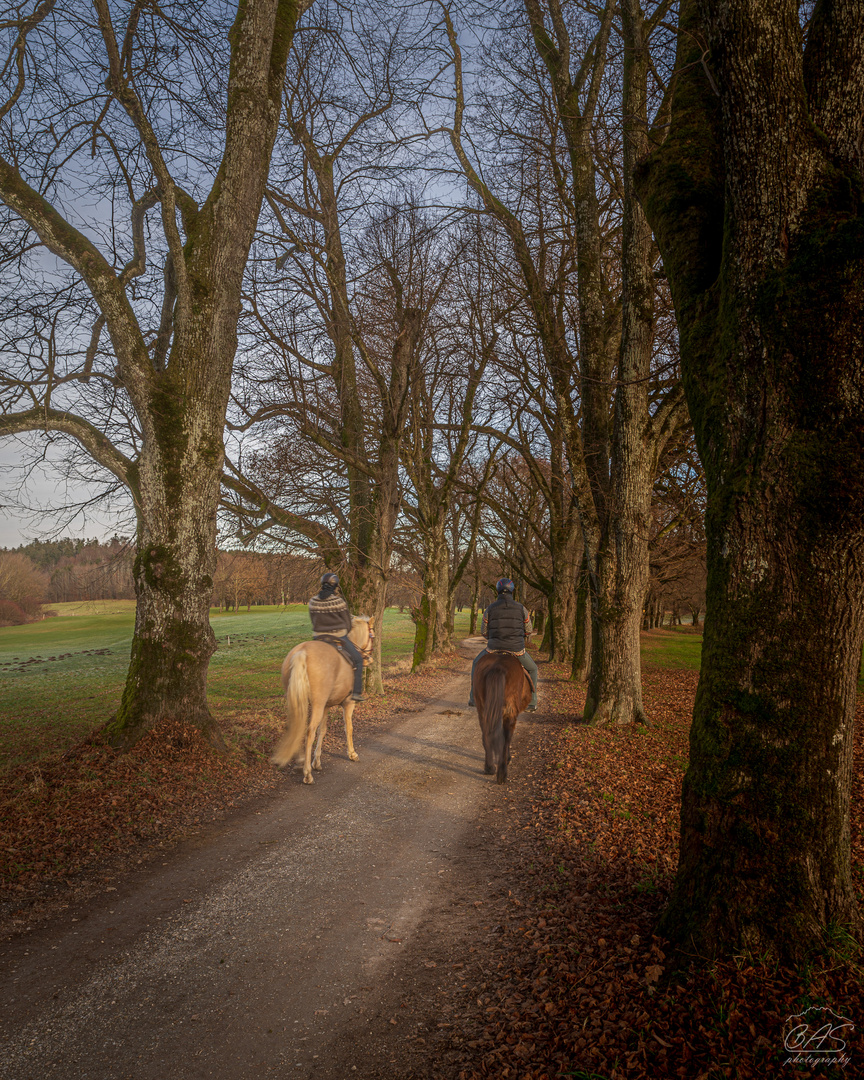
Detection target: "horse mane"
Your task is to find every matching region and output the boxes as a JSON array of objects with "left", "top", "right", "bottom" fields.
[{"left": 348, "top": 615, "right": 373, "bottom": 650}]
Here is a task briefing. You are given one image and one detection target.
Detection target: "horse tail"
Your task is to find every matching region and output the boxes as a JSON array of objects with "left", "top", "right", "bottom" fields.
[
  {"left": 271, "top": 649, "right": 310, "bottom": 766},
  {"left": 482, "top": 666, "right": 507, "bottom": 777}
]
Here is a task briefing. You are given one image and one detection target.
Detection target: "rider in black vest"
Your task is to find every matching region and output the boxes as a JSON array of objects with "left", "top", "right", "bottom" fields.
[
  {"left": 308, "top": 573, "right": 366, "bottom": 701},
  {"left": 468, "top": 578, "right": 538, "bottom": 711}
]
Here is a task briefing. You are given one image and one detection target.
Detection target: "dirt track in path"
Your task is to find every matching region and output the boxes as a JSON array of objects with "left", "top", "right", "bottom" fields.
[{"left": 0, "top": 641, "right": 537, "bottom": 1080}]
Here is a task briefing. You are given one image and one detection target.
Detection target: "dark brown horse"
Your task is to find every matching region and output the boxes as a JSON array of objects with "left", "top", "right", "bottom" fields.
[{"left": 472, "top": 651, "right": 533, "bottom": 784}]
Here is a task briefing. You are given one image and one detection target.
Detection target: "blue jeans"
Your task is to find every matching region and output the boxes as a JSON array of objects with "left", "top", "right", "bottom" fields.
[{"left": 468, "top": 649, "right": 537, "bottom": 704}]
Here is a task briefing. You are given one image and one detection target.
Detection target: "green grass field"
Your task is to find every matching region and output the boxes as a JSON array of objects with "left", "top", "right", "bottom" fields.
[
  {"left": 639, "top": 626, "right": 703, "bottom": 671},
  {"left": 0, "top": 603, "right": 472, "bottom": 771}
]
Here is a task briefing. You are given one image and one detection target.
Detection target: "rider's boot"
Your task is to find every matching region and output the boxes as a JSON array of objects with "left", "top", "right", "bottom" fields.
[
  {"left": 352, "top": 666, "right": 366, "bottom": 703},
  {"left": 527, "top": 687, "right": 538, "bottom": 712}
]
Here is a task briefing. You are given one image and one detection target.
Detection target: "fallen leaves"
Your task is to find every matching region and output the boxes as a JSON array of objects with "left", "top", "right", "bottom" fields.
[
  {"left": 0, "top": 718, "right": 280, "bottom": 912},
  {"left": 422, "top": 661, "right": 864, "bottom": 1080}
]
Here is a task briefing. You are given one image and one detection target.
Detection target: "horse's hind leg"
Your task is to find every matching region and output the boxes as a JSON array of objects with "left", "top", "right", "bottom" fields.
[
  {"left": 483, "top": 733, "right": 495, "bottom": 775},
  {"left": 343, "top": 700, "right": 359, "bottom": 762},
  {"left": 312, "top": 712, "right": 328, "bottom": 772},
  {"left": 303, "top": 702, "right": 326, "bottom": 784},
  {"left": 497, "top": 716, "right": 518, "bottom": 784},
  {"left": 496, "top": 718, "right": 513, "bottom": 784}
]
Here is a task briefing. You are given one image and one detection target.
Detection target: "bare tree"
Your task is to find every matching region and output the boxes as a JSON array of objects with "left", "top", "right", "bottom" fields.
[
  {"left": 433, "top": 0, "right": 686, "bottom": 723},
  {"left": 523, "top": 0, "right": 686, "bottom": 723},
  {"left": 0, "top": 550, "right": 48, "bottom": 622},
  {"left": 0, "top": 0, "right": 312, "bottom": 747},
  {"left": 220, "top": 6, "right": 442, "bottom": 690},
  {"left": 398, "top": 225, "right": 497, "bottom": 666}
]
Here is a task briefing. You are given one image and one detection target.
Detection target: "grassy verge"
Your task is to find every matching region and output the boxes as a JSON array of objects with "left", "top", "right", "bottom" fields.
[{"left": 639, "top": 627, "right": 702, "bottom": 670}]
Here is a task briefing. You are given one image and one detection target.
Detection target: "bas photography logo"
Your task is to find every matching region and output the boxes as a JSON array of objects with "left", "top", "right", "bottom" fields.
[{"left": 783, "top": 1006, "right": 854, "bottom": 1069}]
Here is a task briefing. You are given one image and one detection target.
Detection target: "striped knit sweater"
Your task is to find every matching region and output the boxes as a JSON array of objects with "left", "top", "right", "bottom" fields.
[{"left": 308, "top": 592, "right": 353, "bottom": 637}]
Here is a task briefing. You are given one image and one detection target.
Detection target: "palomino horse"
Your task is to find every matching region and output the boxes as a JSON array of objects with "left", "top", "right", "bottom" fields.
[
  {"left": 472, "top": 651, "right": 533, "bottom": 784},
  {"left": 271, "top": 616, "right": 374, "bottom": 784}
]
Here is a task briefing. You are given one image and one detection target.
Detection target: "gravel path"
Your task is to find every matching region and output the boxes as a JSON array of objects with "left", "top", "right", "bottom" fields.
[{"left": 1, "top": 643, "right": 533, "bottom": 1079}]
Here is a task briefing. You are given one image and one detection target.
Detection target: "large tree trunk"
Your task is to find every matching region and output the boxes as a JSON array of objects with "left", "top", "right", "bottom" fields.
[
  {"left": 110, "top": 423, "right": 224, "bottom": 748},
  {"left": 412, "top": 522, "right": 451, "bottom": 669},
  {"left": 571, "top": 557, "right": 592, "bottom": 681},
  {"left": 524, "top": 0, "right": 684, "bottom": 718},
  {"left": 547, "top": 572, "right": 577, "bottom": 664},
  {"left": 583, "top": 497, "right": 650, "bottom": 724},
  {"left": 637, "top": 0, "right": 864, "bottom": 958}
]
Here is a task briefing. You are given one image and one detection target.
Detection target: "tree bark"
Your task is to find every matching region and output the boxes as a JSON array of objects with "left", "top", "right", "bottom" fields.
[
  {"left": 571, "top": 555, "right": 592, "bottom": 681},
  {"left": 547, "top": 547, "right": 579, "bottom": 663},
  {"left": 636, "top": 0, "right": 864, "bottom": 958},
  {"left": 115, "top": 430, "right": 223, "bottom": 747},
  {"left": 412, "top": 521, "right": 449, "bottom": 668}
]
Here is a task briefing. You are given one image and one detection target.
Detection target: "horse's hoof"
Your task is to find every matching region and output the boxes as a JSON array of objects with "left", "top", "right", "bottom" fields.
[
  {"left": 484, "top": 763, "right": 495, "bottom": 775},
  {"left": 349, "top": 751, "right": 359, "bottom": 761},
  {"left": 496, "top": 769, "right": 508, "bottom": 784},
  {"left": 303, "top": 774, "right": 314, "bottom": 784},
  {"left": 312, "top": 762, "right": 322, "bottom": 771}
]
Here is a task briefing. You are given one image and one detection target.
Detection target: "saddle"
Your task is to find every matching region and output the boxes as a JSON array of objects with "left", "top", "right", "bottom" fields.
[{"left": 313, "top": 635, "right": 372, "bottom": 668}]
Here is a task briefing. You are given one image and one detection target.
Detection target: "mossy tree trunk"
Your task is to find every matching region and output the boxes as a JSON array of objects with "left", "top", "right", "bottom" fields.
[
  {"left": 636, "top": 0, "right": 864, "bottom": 959},
  {"left": 411, "top": 522, "right": 451, "bottom": 668},
  {"left": 547, "top": 561, "right": 578, "bottom": 664},
  {"left": 0, "top": 0, "right": 311, "bottom": 749},
  {"left": 113, "top": 399, "right": 226, "bottom": 747}
]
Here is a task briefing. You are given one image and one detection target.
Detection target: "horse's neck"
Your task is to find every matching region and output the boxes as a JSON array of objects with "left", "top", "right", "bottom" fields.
[{"left": 348, "top": 620, "right": 367, "bottom": 648}]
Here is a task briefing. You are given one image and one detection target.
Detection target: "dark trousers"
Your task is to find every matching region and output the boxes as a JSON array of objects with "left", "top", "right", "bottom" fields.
[{"left": 338, "top": 637, "right": 366, "bottom": 697}]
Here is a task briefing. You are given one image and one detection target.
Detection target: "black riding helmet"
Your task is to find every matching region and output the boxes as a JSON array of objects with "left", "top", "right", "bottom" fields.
[
  {"left": 320, "top": 572, "right": 340, "bottom": 588},
  {"left": 496, "top": 578, "right": 515, "bottom": 594}
]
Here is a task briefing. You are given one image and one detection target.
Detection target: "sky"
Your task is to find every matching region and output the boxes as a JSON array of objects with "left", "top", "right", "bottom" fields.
[{"left": 0, "top": 439, "right": 131, "bottom": 548}]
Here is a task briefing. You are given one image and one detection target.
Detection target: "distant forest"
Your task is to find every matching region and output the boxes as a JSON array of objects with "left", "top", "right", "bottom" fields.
[{"left": 0, "top": 530, "right": 703, "bottom": 634}]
